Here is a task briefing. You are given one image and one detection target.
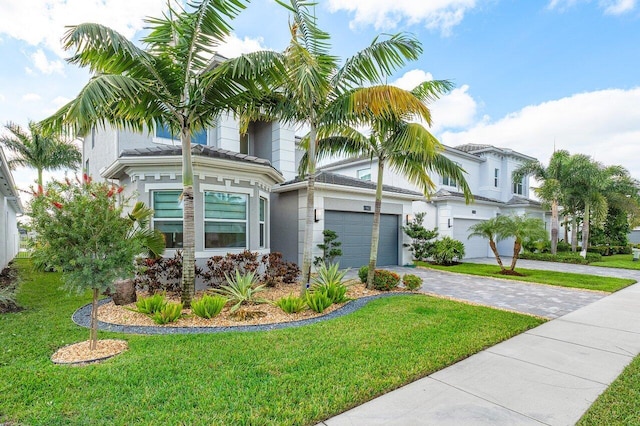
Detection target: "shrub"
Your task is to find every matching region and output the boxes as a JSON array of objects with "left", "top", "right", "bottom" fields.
[
  {"left": 402, "top": 212, "right": 439, "bottom": 261},
  {"left": 134, "top": 293, "right": 167, "bottom": 314},
  {"left": 373, "top": 270, "right": 400, "bottom": 291},
  {"left": 304, "top": 291, "right": 333, "bottom": 313},
  {"left": 431, "top": 237, "right": 465, "bottom": 265},
  {"left": 0, "top": 287, "right": 18, "bottom": 313},
  {"left": 214, "top": 271, "right": 266, "bottom": 313},
  {"left": 311, "top": 263, "right": 350, "bottom": 303},
  {"left": 402, "top": 274, "right": 422, "bottom": 291},
  {"left": 133, "top": 251, "right": 202, "bottom": 295},
  {"left": 152, "top": 302, "right": 183, "bottom": 324},
  {"left": 202, "top": 250, "right": 260, "bottom": 289},
  {"left": 275, "top": 294, "right": 307, "bottom": 314},
  {"left": 261, "top": 252, "right": 300, "bottom": 287},
  {"left": 191, "top": 294, "right": 227, "bottom": 319},
  {"left": 556, "top": 242, "right": 571, "bottom": 252},
  {"left": 585, "top": 252, "right": 603, "bottom": 263},
  {"left": 313, "top": 229, "right": 343, "bottom": 267},
  {"left": 358, "top": 265, "right": 368, "bottom": 283},
  {"left": 519, "top": 252, "right": 602, "bottom": 264}
]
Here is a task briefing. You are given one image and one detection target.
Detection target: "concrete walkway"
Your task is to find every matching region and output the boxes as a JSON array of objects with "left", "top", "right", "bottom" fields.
[{"left": 324, "top": 262, "right": 640, "bottom": 425}]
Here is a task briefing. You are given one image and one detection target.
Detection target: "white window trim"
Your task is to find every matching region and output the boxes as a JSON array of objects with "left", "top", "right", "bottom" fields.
[
  {"left": 203, "top": 191, "right": 249, "bottom": 250},
  {"left": 151, "top": 190, "right": 184, "bottom": 249},
  {"left": 259, "top": 196, "right": 267, "bottom": 249},
  {"left": 494, "top": 168, "right": 500, "bottom": 187},
  {"left": 357, "top": 168, "right": 372, "bottom": 181}
]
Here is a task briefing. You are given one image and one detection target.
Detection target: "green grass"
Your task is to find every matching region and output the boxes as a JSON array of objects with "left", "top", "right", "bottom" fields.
[
  {"left": 0, "top": 260, "right": 543, "bottom": 425},
  {"left": 590, "top": 254, "right": 640, "bottom": 270},
  {"left": 416, "top": 261, "right": 636, "bottom": 293},
  {"left": 578, "top": 354, "right": 640, "bottom": 425}
]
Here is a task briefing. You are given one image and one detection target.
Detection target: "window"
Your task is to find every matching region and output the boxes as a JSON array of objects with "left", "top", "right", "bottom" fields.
[
  {"left": 442, "top": 175, "right": 457, "bottom": 187},
  {"left": 357, "top": 168, "right": 371, "bottom": 181},
  {"left": 513, "top": 178, "right": 524, "bottom": 195},
  {"left": 91, "top": 126, "right": 95, "bottom": 149},
  {"left": 85, "top": 159, "right": 89, "bottom": 175},
  {"left": 155, "top": 124, "right": 207, "bottom": 145},
  {"left": 259, "top": 197, "right": 267, "bottom": 248},
  {"left": 494, "top": 168, "right": 500, "bottom": 187},
  {"left": 153, "top": 191, "right": 183, "bottom": 248},
  {"left": 204, "top": 192, "right": 247, "bottom": 249}
]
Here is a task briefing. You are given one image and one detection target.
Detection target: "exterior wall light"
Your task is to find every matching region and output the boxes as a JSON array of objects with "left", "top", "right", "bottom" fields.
[{"left": 314, "top": 209, "right": 323, "bottom": 222}]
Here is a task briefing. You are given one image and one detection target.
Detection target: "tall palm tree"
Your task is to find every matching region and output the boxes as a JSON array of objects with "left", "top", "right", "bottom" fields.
[
  {"left": 41, "top": 0, "right": 281, "bottom": 307},
  {"left": 468, "top": 216, "right": 507, "bottom": 272},
  {"left": 513, "top": 150, "right": 570, "bottom": 255},
  {"left": 232, "top": 0, "right": 425, "bottom": 293},
  {"left": 0, "top": 121, "right": 81, "bottom": 187},
  {"left": 301, "top": 81, "right": 472, "bottom": 289}
]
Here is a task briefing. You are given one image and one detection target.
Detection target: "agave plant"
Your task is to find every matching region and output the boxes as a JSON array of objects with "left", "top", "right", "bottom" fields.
[{"left": 214, "top": 270, "right": 267, "bottom": 313}]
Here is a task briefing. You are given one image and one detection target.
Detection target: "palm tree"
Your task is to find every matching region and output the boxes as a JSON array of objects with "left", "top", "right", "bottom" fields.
[
  {"left": 301, "top": 81, "right": 472, "bottom": 289},
  {"left": 234, "top": 0, "right": 425, "bottom": 293},
  {"left": 0, "top": 121, "right": 81, "bottom": 187},
  {"left": 512, "top": 150, "right": 570, "bottom": 255},
  {"left": 468, "top": 216, "right": 507, "bottom": 272},
  {"left": 41, "top": 1, "right": 281, "bottom": 307}
]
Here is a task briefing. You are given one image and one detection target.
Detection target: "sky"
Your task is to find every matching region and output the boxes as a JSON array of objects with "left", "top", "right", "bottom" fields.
[{"left": 0, "top": 0, "right": 639, "bottom": 198}]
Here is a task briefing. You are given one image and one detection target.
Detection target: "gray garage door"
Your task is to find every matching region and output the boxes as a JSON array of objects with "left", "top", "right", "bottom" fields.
[
  {"left": 452, "top": 218, "right": 489, "bottom": 259},
  {"left": 324, "top": 211, "right": 399, "bottom": 269}
]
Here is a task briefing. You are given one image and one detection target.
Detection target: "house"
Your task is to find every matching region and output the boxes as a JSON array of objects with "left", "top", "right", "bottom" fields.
[
  {"left": 85, "top": 115, "right": 547, "bottom": 269},
  {"left": 319, "top": 143, "right": 548, "bottom": 259},
  {"left": 0, "top": 148, "right": 23, "bottom": 270}
]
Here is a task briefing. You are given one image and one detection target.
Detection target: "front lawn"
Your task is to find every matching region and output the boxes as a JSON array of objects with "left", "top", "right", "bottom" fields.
[
  {"left": 0, "top": 260, "right": 543, "bottom": 425},
  {"left": 590, "top": 254, "right": 640, "bottom": 270},
  {"left": 416, "top": 261, "right": 636, "bottom": 293},
  {"left": 578, "top": 353, "right": 640, "bottom": 425}
]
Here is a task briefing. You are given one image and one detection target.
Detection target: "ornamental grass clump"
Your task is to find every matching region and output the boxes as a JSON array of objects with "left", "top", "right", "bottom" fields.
[
  {"left": 214, "top": 270, "right": 266, "bottom": 313},
  {"left": 311, "top": 263, "right": 350, "bottom": 304},
  {"left": 191, "top": 294, "right": 227, "bottom": 319},
  {"left": 152, "top": 302, "right": 183, "bottom": 324},
  {"left": 304, "top": 291, "right": 333, "bottom": 313},
  {"left": 134, "top": 293, "right": 167, "bottom": 315},
  {"left": 275, "top": 294, "right": 307, "bottom": 314}
]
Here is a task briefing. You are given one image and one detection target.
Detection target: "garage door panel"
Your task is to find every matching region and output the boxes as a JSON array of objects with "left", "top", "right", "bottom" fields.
[
  {"left": 452, "top": 219, "right": 488, "bottom": 259},
  {"left": 325, "top": 211, "right": 399, "bottom": 268}
]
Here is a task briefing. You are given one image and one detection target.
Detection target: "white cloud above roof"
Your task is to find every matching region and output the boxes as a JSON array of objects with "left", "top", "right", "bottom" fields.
[
  {"left": 547, "top": 0, "right": 637, "bottom": 14},
  {"left": 30, "top": 49, "right": 64, "bottom": 75},
  {"left": 326, "top": 0, "right": 476, "bottom": 35},
  {"left": 440, "top": 87, "right": 640, "bottom": 176}
]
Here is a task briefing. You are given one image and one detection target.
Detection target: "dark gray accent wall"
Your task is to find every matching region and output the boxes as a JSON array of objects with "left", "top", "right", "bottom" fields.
[
  {"left": 252, "top": 121, "right": 273, "bottom": 163},
  {"left": 270, "top": 190, "right": 299, "bottom": 264}
]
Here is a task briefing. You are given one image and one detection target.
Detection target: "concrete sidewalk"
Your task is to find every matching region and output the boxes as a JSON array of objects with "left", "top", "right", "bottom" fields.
[{"left": 320, "top": 282, "right": 640, "bottom": 425}]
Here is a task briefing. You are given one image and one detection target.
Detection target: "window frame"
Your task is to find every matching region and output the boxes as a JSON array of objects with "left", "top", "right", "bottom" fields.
[
  {"left": 494, "top": 168, "right": 500, "bottom": 187},
  {"left": 153, "top": 124, "right": 208, "bottom": 146},
  {"left": 151, "top": 190, "right": 184, "bottom": 249},
  {"left": 513, "top": 178, "right": 524, "bottom": 195},
  {"left": 357, "top": 168, "right": 372, "bottom": 181},
  {"left": 259, "top": 197, "right": 267, "bottom": 249},
  {"left": 203, "top": 191, "right": 249, "bottom": 250}
]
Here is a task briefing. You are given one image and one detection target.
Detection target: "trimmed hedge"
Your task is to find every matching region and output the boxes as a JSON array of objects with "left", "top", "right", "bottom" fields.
[
  {"left": 588, "top": 245, "right": 632, "bottom": 256},
  {"left": 519, "top": 251, "right": 602, "bottom": 264}
]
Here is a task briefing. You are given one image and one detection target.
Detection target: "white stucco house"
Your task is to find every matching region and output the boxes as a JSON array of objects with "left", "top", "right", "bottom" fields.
[
  {"left": 0, "top": 148, "right": 23, "bottom": 270},
  {"left": 85, "top": 115, "right": 547, "bottom": 269}
]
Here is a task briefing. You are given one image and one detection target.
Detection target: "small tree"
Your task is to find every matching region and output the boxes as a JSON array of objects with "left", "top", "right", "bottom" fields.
[
  {"left": 313, "top": 230, "right": 343, "bottom": 267},
  {"left": 469, "top": 217, "right": 506, "bottom": 272},
  {"left": 30, "top": 175, "right": 149, "bottom": 350},
  {"left": 402, "top": 212, "right": 439, "bottom": 261}
]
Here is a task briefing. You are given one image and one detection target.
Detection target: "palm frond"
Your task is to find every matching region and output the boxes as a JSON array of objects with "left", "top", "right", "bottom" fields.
[
  {"left": 277, "top": 0, "right": 331, "bottom": 57},
  {"left": 411, "top": 79, "right": 454, "bottom": 104}
]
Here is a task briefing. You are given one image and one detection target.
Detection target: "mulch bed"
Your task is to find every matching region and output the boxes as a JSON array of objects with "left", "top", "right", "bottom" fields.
[{"left": 0, "top": 263, "right": 22, "bottom": 314}]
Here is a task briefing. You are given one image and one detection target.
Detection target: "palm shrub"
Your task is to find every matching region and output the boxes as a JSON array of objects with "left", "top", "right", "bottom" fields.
[
  {"left": 304, "top": 291, "right": 333, "bottom": 313},
  {"left": 358, "top": 266, "right": 369, "bottom": 283},
  {"left": 431, "top": 237, "right": 465, "bottom": 265},
  {"left": 402, "top": 274, "right": 422, "bottom": 291},
  {"left": 214, "top": 271, "right": 266, "bottom": 313},
  {"left": 191, "top": 294, "right": 227, "bottom": 319},
  {"left": 152, "top": 302, "right": 183, "bottom": 325},
  {"left": 372, "top": 270, "right": 401, "bottom": 291},
  {"left": 134, "top": 293, "right": 167, "bottom": 315},
  {"left": 275, "top": 294, "right": 307, "bottom": 314}
]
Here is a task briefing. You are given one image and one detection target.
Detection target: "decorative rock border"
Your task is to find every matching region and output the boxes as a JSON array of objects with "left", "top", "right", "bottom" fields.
[{"left": 72, "top": 292, "right": 419, "bottom": 335}]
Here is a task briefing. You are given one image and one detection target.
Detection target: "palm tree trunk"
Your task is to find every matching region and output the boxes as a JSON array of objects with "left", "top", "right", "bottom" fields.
[
  {"left": 581, "top": 202, "right": 590, "bottom": 258},
  {"left": 489, "top": 240, "right": 505, "bottom": 272},
  {"left": 180, "top": 131, "right": 196, "bottom": 308},
  {"left": 510, "top": 239, "right": 522, "bottom": 271},
  {"left": 90, "top": 287, "right": 99, "bottom": 350},
  {"left": 550, "top": 199, "right": 559, "bottom": 255},
  {"left": 571, "top": 216, "right": 578, "bottom": 252},
  {"left": 366, "top": 160, "right": 384, "bottom": 289},
  {"left": 564, "top": 216, "right": 569, "bottom": 243},
  {"left": 300, "top": 123, "right": 317, "bottom": 296},
  {"left": 37, "top": 168, "right": 43, "bottom": 189}
]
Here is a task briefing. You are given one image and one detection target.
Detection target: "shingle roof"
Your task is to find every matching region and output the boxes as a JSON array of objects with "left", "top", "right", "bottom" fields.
[
  {"left": 432, "top": 189, "right": 501, "bottom": 204},
  {"left": 280, "top": 171, "right": 424, "bottom": 197},
  {"left": 120, "top": 144, "right": 273, "bottom": 167},
  {"left": 506, "top": 195, "right": 543, "bottom": 207},
  {"left": 453, "top": 143, "right": 536, "bottom": 161}
]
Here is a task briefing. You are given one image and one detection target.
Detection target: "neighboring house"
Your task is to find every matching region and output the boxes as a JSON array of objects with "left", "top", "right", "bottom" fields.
[
  {"left": 319, "top": 143, "right": 548, "bottom": 259},
  {"left": 0, "top": 148, "right": 23, "bottom": 270}
]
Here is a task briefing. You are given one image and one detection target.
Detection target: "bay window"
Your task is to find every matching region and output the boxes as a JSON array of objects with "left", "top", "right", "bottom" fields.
[
  {"left": 204, "top": 192, "right": 247, "bottom": 249},
  {"left": 153, "top": 191, "right": 183, "bottom": 248}
]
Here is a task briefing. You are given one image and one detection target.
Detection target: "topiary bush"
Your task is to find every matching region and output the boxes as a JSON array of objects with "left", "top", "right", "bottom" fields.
[
  {"left": 372, "top": 270, "right": 400, "bottom": 291},
  {"left": 402, "top": 274, "right": 422, "bottom": 291}
]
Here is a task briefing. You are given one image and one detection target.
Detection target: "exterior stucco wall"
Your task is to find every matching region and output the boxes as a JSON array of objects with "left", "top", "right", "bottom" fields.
[
  {"left": 270, "top": 190, "right": 299, "bottom": 264},
  {"left": 83, "top": 126, "right": 118, "bottom": 180},
  {"left": 0, "top": 197, "right": 20, "bottom": 270}
]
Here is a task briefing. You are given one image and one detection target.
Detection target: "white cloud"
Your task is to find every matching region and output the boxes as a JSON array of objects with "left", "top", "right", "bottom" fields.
[
  {"left": 0, "top": 0, "right": 168, "bottom": 57},
  {"left": 327, "top": 0, "right": 476, "bottom": 35},
  {"left": 22, "top": 93, "right": 42, "bottom": 102},
  {"left": 0, "top": 93, "right": 5, "bottom": 102},
  {"left": 217, "top": 33, "right": 268, "bottom": 58},
  {"left": 392, "top": 69, "right": 478, "bottom": 132},
  {"left": 548, "top": 0, "right": 636, "bottom": 14},
  {"left": 440, "top": 87, "right": 640, "bottom": 177},
  {"left": 30, "top": 49, "right": 64, "bottom": 75}
]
